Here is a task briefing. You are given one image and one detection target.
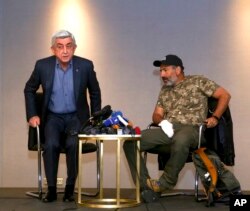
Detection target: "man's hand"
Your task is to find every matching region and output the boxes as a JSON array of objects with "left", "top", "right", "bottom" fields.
[
  {"left": 158, "top": 120, "right": 174, "bottom": 138},
  {"left": 204, "top": 116, "right": 219, "bottom": 128},
  {"left": 28, "top": 116, "right": 40, "bottom": 128}
]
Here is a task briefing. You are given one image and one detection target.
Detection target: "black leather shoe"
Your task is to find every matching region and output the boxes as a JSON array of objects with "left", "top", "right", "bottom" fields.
[
  {"left": 63, "top": 185, "right": 75, "bottom": 202},
  {"left": 43, "top": 187, "right": 57, "bottom": 203}
]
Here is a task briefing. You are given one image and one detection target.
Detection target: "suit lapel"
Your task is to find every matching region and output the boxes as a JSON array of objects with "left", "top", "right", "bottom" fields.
[
  {"left": 73, "top": 57, "right": 81, "bottom": 101},
  {"left": 47, "top": 57, "right": 56, "bottom": 92}
]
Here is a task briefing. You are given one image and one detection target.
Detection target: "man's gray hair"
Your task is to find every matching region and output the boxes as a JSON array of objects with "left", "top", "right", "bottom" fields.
[{"left": 51, "top": 30, "right": 76, "bottom": 47}]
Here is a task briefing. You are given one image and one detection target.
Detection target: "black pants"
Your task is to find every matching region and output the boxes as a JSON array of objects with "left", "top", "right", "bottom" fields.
[{"left": 43, "top": 112, "right": 80, "bottom": 187}]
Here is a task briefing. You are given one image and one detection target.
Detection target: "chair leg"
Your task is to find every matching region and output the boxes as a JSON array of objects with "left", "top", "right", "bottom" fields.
[
  {"left": 26, "top": 126, "right": 44, "bottom": 199},
  {"left": 194, "top": 124, "right": 208, "bottom": 202},
  {"left": 195, "top": 170, "right": 199, "bottom": 201},
  {"left": 25, "top": 148, "right": 44, "bottom": 199}
]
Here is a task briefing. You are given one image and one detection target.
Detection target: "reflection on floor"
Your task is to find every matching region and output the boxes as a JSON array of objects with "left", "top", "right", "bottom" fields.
[{"left": 0, "top": 188, "right": 233, "bottom": 211}]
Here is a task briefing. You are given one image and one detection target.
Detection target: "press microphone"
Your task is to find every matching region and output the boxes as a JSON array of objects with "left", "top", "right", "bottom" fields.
[
  {"left": 103, "top": 111, "right": 130, "bottom": 127},
  {"left": 92, "top": 105, "right": 112, "bottom": 120},
  {"left": 80, "top": 105, "right": 112, "bottom": 134},
  {"left": 116, "top": 112, "right": 129, "bottom": 126},
  {"left": 134, "top": 126, "right": 141, "bottom": 134}
]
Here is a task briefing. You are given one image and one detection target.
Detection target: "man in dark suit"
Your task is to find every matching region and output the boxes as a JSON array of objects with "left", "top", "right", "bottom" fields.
[{"left": 24, "top": 30, "right": 101, "bottom": 202}]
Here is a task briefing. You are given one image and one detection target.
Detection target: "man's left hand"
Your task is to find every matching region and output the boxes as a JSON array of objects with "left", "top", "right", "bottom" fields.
[{"left": 204, "top": 117, "right": 219, "bottom": 128}]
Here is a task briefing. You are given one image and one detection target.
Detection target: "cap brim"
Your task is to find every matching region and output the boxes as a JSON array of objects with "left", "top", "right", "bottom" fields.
[{"left": 153, "top": 60, "right": 162, "bottom": 67}]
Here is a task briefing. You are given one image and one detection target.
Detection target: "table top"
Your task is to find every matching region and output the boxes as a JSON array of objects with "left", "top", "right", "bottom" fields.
[{"left": 78, "top": 134, "right": 141, "bottom": 140}]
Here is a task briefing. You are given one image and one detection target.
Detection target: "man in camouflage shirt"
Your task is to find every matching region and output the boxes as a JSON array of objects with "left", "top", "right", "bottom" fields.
[{"left": 123, "top": 54, "right": 231, "bottom": 202}]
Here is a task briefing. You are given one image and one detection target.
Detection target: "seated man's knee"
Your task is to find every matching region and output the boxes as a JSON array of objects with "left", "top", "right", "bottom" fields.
[
  {"left": 123, "top": 140, "right": 136, "bottom": 152},
  {"left": 173, "top": 126, "right": 197, "bottom": 146},
  {"left": 171, "top": 138, "right": 194, "bottom": 158}
]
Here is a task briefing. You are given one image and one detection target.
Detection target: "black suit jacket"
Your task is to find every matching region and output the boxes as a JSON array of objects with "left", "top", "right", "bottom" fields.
[
  {"left": 24, "top": 55, "right": 101, "bottom": 126},
  {"left": 204, "top": 98, "right": 235, "bottom": 166}
]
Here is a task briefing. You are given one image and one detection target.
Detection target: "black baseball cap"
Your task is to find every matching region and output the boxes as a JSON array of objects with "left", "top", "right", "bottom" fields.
[{"left": 153, "top": 54, "right": 184, "bottom": 69}]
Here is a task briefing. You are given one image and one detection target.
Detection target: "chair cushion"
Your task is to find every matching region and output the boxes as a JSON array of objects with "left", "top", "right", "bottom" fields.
[{"left": 81, "top": 143, "right": 98, "bottom": 153}]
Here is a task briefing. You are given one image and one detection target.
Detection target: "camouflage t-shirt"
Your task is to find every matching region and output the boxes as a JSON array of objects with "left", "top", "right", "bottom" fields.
[{"left": 157, "top": 75, "right": 219, "bottom": 125}]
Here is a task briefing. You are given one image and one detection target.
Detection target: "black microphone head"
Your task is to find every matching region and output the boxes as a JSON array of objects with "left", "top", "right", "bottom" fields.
[
  {"left": 102, "top": 107, "right": 113, "bottom": 119},
  {"left": 92, "top": 105, "right": 112, "bottom": 120}
]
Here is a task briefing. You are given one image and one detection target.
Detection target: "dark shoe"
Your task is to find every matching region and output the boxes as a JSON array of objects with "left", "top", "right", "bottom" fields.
[
  {"left": 43, "top": 186, "right": 57, "bottom": 203},
  {"left": 141, "top": 189, "right": 161, "bottom": 203},
  {"left": 63, "top": 185, "right": 75, "bottom": 202}
]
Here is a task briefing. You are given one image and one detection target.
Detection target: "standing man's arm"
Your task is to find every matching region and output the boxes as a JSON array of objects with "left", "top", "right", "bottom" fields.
[
  {"left": 24, "top": 62, "right": 41, "bottom": 127},
  {"left": 87, "top": 61, "right": 102, "bottom": 114}
]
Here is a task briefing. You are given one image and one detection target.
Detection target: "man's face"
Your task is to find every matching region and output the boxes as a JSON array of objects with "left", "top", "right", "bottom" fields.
[
  {"left": 51, "top": 37, "right": 76, "bottom": 66},
  {"left": 159, "top": 65, "right": 178, "bottom": 86}
]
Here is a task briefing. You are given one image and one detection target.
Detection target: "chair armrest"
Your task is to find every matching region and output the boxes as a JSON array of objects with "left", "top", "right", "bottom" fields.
[{"left": 147, "top": 122, "right": 159, "bottom": 129}]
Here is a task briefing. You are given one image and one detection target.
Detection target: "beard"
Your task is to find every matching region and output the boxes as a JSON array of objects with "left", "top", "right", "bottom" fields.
[{"left": 163, "top": 75, "right": 178, "bottom": 87}]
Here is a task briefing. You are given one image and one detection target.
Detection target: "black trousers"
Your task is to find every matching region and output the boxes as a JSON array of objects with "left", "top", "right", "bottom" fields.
[{"left": 43, "top": 112, "right": 81, "bottom": 187}]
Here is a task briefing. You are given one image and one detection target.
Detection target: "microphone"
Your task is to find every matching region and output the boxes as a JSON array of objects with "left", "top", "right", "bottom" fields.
[
  {"left": 134, "top": 126, "right": 141, "bottom": 134},
  {"left": 80, "top": 105, "right": 112, "bottom": 134},
  {"left": 92, "top": 105, "right": 112, "bottom": 120},
  {"left": 103, "top": 111, "right": 129, "bottom": 127},
  {"left": 116, "top": 112, "right": 129, "bottom": 126},
  {"left": 102, "top": 111, "right": 120, "bottom": 127}
]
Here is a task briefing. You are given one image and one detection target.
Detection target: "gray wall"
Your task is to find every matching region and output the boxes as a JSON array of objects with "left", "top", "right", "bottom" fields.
[{"left": 0, "top": 0, "right": 250, "bottom": 190}]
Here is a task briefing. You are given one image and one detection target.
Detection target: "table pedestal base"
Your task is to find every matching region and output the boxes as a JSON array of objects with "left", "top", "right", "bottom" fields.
[{"left": 79, "top": 198, "right": 141, "bottom": 209}]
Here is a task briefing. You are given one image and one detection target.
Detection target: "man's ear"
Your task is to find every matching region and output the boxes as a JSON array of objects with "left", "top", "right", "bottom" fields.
[
  {"left": 51, "top": 47, "right": 55, "bottom": 55},
  {"left": 175, "top": 66, "right": 182, "bottom": 75}
]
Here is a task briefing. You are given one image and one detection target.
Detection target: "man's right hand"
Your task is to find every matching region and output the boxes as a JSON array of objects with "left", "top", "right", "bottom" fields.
[{"left": 28, "top": 116, "right": 40, "bottom": 128}]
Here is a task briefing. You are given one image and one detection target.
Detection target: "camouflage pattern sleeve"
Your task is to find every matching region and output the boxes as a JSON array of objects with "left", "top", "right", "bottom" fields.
[{"left": 195, "top": 75, "right": 220, "bottom": 97}]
